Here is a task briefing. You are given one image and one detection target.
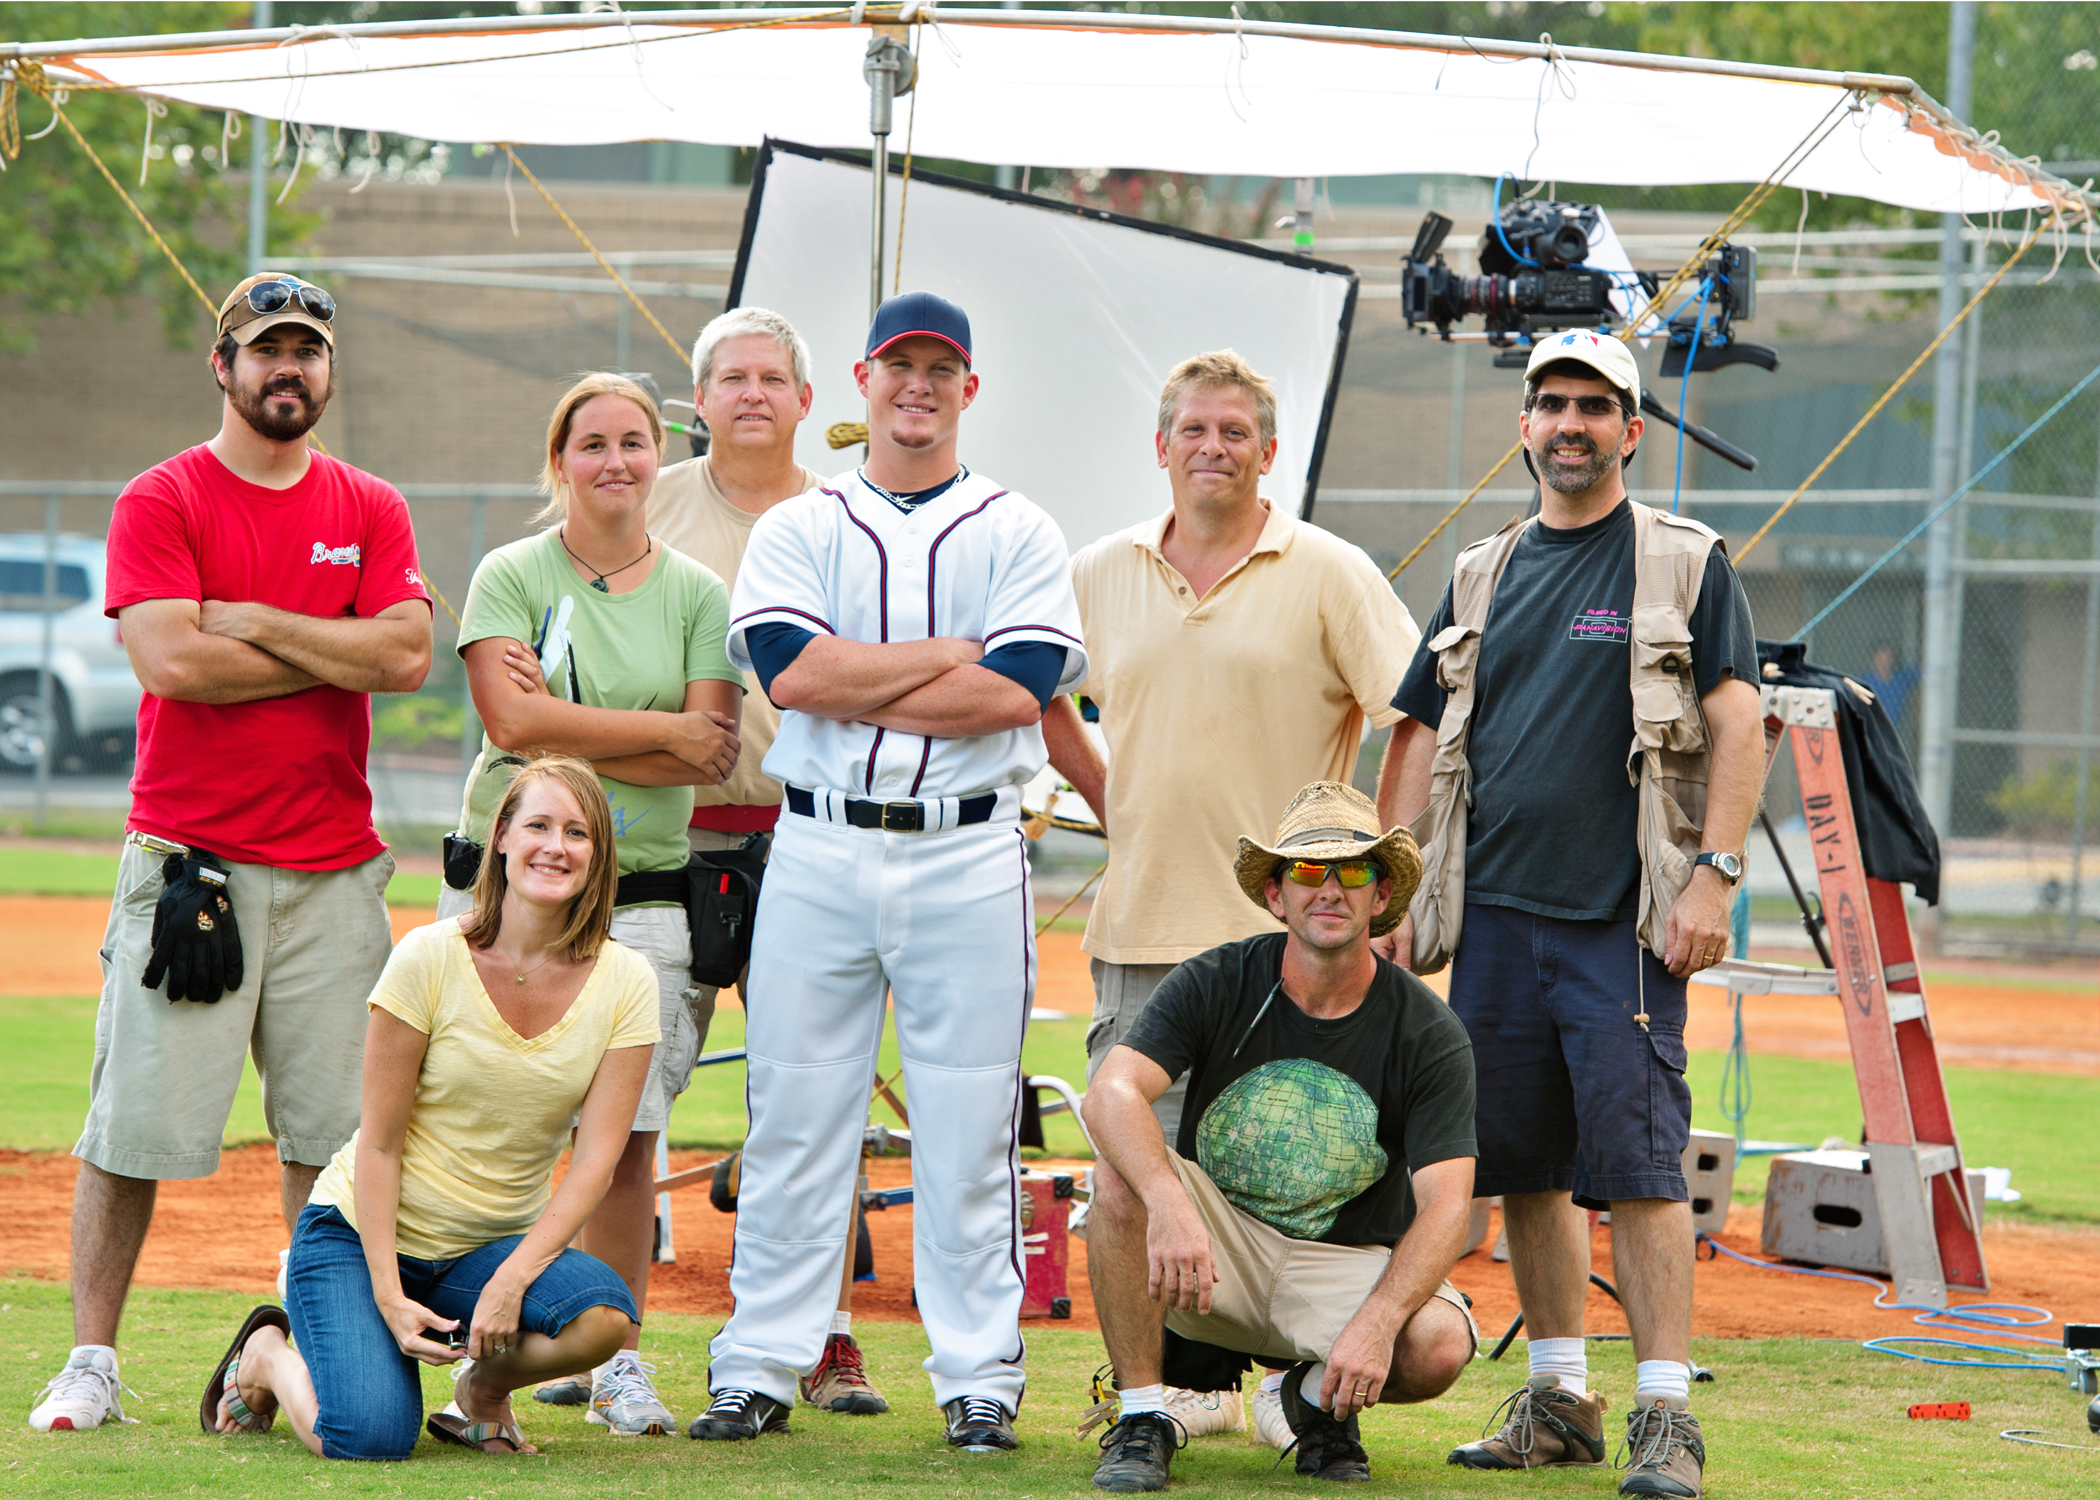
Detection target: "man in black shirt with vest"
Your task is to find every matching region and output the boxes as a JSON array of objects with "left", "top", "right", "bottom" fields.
[
  {"left": 1378, "top": 333, "right": 1762, "bottom": 1499},
  {"left": 1081, "top": 781, "right": 1479, "bottom": 1493}
]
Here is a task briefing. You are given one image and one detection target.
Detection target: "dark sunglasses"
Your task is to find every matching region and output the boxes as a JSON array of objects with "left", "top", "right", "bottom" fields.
[
  {"left": 1280, "top": 859, "right": 1381, "bottom": 889},
  {"left": 1527, "top": 392, "right": 1627, "bottom": 419}
]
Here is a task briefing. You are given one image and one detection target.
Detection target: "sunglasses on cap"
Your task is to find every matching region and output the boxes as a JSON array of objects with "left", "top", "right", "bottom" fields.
[
  {"left": 1279, "top": 859, "right": 1381, "bottom": 889},
  {"left": 219, "top": 277, "right": 335, "bottom": 335}
]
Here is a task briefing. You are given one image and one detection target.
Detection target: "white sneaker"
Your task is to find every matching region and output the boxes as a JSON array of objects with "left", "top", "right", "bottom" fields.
[
  {"left": 1164, "top": 1385, "right": 1245, "bottom": 1437},
  {"left": 587, "top": 1355, "right": 676, "bottom": 1436},
  {"left": 29, "top": 1349, "right": 134, "bottom": 1431},
  {"left": 1249, "top": 1381, "right": 1292, "bottom": 1451},
  {"left": 276, "top": 1249, "right": 289, "bottom": 1299}
]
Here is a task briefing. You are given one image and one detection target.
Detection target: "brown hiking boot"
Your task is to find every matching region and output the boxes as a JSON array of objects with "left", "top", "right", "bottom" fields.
[
  {"left": 800, "top": 1333, "right": 889, "bottom": 1415},
  {"left": 1617, "top": 1394, "right": 1705, "bottom": 1498},
  {"left": 1447, "top": 1375, "right": 1608, "bottom": 1470}
]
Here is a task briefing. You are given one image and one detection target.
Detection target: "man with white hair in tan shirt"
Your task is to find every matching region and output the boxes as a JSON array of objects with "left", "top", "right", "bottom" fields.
[{"left": 1044, "top": 349, "right": 1420, "bottom": 1443}]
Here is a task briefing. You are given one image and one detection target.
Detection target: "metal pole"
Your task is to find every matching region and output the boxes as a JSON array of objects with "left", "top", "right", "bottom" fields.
[
  {"left": 1440, "top": 341, "right": 1468, "bottom": 596},
  {"left": 1293, "top": 177, "right": 1315, "bottom": 254},
  {"left": 33, "top": 495, "right": 59, "bottom": 829},
  {"left": 247, "top": 0, "right": 272, "bottom": 275},
  {"left": 863, "top": 35, "right": 909, "bottom": 319},
  {"left": 460, "top": 494, "right": 486, "bottom": 775},
  {"left": 2066, "top": 433, "right": 2100, "bottom": 941},
  {"left": 1916, "top": 0, "right": 1974, "bottom": 869}
]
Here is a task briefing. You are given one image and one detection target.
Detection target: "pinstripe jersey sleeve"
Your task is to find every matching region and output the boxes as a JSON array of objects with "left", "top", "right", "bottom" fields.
[
  {"left": 725, "top": 491, "right": 835, "bottom": 673},
  {"left": 981, "top": 498, "right": 1089, "bottom": 694}
]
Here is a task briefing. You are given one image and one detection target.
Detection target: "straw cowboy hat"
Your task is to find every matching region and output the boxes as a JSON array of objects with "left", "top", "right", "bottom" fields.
[{"left": 1233, "top": 781, "right": 1423, "bottom": 938}]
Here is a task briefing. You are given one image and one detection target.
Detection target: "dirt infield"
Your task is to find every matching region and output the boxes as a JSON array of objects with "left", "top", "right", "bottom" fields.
[
  {"left": 5, "top": 893, "right": 2095, "bottom": 1344},
  {"left": 7, "top": 893, "right": 2093, "bottom": 1073},
  {"left": 2, "top": 1144, "right": 2095, "bottom": 1344}
]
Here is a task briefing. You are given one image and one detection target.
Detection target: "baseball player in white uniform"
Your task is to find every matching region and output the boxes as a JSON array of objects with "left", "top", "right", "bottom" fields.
[{"left": 695, "top": 293, "right": 1086, "bottom": 1451}]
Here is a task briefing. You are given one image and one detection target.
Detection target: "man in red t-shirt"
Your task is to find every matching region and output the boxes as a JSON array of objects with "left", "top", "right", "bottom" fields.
[{"left": 30, "top": 275, "right": 432, "bottom": 1435}]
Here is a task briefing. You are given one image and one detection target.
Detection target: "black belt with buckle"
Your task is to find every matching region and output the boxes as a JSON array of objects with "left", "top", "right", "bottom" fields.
[{"left": 785, "top": 785, "right": 996, "bottom": 832}]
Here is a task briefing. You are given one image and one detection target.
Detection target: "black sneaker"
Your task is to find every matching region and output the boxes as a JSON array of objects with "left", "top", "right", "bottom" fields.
[
  {"left": 1278, "top": 1363, "right": 1371, "bottom": 1482},
  {"left": 943, "top": 1395, "right": 1019, "bottom": 1451},
  {"left": 1092, "top": 1410, "right": 1187, "bottom": 1492},
  {"left": 687, "top": 1387, "right": 790, "bottom": 1441}
]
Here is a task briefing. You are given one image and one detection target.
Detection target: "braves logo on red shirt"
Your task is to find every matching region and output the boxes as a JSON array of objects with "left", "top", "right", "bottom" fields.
[{"left": 310, "top": 542, "right": 362, "bottom": 566}]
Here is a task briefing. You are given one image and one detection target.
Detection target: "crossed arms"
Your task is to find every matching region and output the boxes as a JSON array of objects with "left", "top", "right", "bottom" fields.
[
  {"left": 120, "top": 597, "right": 432, "bottom": 703},
  {"left": 768, "top": 634, "right": 1042, "bottom": 738},
  {"left": 463, "top": 639, "right": 741, "bottom": 787}
]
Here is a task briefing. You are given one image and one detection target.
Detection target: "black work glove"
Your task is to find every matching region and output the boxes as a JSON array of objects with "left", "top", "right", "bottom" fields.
[{"left": 140, "top": 850, "right": 243, "bottom": 1003}]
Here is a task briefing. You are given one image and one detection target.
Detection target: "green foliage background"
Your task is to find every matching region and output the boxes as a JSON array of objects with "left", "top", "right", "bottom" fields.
[{"left": 0, "top": 4, "right": 323, "bottom": 353}]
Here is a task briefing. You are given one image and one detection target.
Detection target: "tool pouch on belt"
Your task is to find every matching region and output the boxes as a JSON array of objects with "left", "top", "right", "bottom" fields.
[
  {"left": 1408, "top": 518, "right": 1527, "bottom": 975},
  {"left": 442, "top": 832, "right": 484, "bottom": 892},
  {"left": 686, "top": 833, "right": 768, "bottom": 989},
  {"left": 1627, "top": 505, "right": 1720, "bottom": 958}
]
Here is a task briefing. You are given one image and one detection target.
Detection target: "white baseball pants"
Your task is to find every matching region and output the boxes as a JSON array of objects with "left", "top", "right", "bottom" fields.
[{"left": 707, "top": 811, "right": 1035, "bottom": 1411}]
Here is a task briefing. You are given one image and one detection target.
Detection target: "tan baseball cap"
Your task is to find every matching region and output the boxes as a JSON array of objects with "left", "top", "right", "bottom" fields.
[
  {"left": 216, "top": 273, "right": 337, "bottom": 347},
  {"left": 1524, "top": 329, "right": 1640, "bottom": 409}
]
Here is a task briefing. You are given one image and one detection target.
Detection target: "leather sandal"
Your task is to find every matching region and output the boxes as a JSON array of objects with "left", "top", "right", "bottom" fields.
[{"left": 200, "top": 1304, "right": 290, "bottom": 1435}]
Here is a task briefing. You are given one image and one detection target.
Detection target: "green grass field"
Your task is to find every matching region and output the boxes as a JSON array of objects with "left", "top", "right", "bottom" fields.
[
  {"left": 4, "top": 846, "right": 2098, "bottom": 1492},
  {"left": 2, "top": 1277, "right": 2095, "bottom": 1497}
]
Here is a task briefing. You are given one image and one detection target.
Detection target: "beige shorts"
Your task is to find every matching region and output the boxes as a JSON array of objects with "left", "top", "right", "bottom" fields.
[
  {"left": 1162, "top": 1154, "right": 1479, "bottom": 1365},
  {"left": 436, "top": 886, "right": 702, "bottom": 1133},
  {"left": 1085, "top": 958, "right": 1186, "bottom": 1141},
  {"left": 76, "top": 842, "right": 396, "bottom": 1180}
]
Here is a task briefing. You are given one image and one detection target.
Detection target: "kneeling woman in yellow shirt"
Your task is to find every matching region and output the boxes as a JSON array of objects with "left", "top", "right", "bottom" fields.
[{"left": 200, "top": 754, "right": 663, "bottom": 1458}]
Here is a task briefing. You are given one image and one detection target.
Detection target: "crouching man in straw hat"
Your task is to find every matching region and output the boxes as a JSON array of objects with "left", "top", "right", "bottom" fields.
[{"left": 1078, "top": 782, "right": 1479, "bottom": 1493}]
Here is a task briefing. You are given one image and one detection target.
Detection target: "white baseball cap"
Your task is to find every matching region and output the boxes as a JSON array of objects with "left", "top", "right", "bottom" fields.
[{"left": 1524, "top": 329, "right": 1640, "bottom": 410}]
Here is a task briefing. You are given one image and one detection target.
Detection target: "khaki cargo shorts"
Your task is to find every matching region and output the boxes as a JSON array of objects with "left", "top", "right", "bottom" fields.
[
  {"left": 436, "top": 886, "right": 701, "bottom": 1134},
  {"left": 75, "top": 841, "right": 395, "bottom": 1180},
  {"left": 1162, "top": 1153, "right": 1479, "bottom": 1365}
]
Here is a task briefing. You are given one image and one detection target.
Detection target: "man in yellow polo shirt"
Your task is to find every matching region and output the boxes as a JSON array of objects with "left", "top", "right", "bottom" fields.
[{"left": 1043, "top": 349, "right": 1420, "bottom": 1442}]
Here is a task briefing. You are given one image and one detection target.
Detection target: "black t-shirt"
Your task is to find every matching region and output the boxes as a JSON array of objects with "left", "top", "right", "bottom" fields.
[
  {"left": 1390, "top": 501, "right": 1757, "bottom": 923},
  {"left": 1120, "top": 933, "right": 1476, "bottom": 1249}
]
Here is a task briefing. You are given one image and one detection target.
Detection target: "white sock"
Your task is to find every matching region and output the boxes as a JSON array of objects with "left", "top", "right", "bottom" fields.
[
  {"left": 1528, "top": 1337, "right": 1588, "bottom": 1394},
  {"left": 70, "top": 1345, "right": 117, "bottom": 1370},
  {"left": 1300, "top": 1360, "right": 1331, "bottom": 1409},
  {"left": 1119, "top": 1383, "right": 1168, "bottom": 1419},
  {"left": 1634, "top": 1360, "right": 1691, "bottom": 1403},
  {"left": 1259, "top": 1370, "right": 1286, "bottom": 1395},
  {"left": 830, "top": 1310, "right": 853, "bottom": 1337}
]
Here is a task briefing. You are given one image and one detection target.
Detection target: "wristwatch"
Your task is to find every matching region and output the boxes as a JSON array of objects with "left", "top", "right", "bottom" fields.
[{"left": 1694, "top": 851, "right": 1744, "bottom": 885}]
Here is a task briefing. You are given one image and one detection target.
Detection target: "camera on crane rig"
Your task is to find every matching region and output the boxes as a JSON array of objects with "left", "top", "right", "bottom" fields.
[
  {"left": 1401, "top": 197, "right": 1779, "bottom": 472},
  {"left": 1401, "top": 200, "right": 1775, "bottom": 378}
]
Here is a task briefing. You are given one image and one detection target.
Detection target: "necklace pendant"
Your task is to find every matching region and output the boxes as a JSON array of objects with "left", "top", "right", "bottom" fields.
[
  {"left": 591, "top": 578, "right": 610, "bottom": 593},
  {"left": 516, "top": 974, "right": 527, "bottom": 984}
]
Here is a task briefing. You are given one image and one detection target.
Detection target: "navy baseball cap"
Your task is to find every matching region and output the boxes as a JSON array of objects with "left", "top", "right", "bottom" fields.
[{"left": 865, "top": 291, "right": 972, "bottom": 366}]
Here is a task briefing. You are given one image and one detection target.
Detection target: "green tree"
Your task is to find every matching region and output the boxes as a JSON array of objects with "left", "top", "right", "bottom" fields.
[{"left": 0, "top": 2, "right": 318, "bottom": 352}]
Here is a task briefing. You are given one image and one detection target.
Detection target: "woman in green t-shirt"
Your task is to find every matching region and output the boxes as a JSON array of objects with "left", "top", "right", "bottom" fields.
[{"left": 441, "top": 372, "right": 743, "bottom": 1433}]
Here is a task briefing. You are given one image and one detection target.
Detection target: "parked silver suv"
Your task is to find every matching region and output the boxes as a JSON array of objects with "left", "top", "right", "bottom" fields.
[{"left": 0, "top": 535, "right": 140, "bottom": 772}]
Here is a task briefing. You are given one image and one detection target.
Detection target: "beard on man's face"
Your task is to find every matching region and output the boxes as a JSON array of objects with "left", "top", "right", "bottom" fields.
[
  {"left": 225, "top": 365, "right": 331, "bottom": 442},
  {"left": 1530, "top": 427, "right": 1622, "bottom": 496}
]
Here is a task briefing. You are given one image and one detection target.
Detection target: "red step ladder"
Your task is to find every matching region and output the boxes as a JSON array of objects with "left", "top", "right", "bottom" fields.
[{"left": 1747, "top": 683, "right": 1987, "bottom": 1306}]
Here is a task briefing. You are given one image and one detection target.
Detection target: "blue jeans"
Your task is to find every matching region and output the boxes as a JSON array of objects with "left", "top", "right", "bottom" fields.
[{"left": 284, "top": 1204, "right": 638, "bottom": 1461}]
